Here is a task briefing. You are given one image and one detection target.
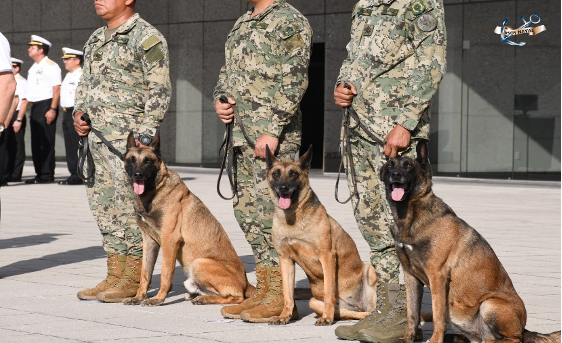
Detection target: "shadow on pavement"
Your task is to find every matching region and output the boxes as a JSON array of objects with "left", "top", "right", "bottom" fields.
[
  {"left": 0, "top": 233, "right": 67, "bottom": 250},
  {"left": 0, "top": 245, "right": 105, "bottom": 278}
]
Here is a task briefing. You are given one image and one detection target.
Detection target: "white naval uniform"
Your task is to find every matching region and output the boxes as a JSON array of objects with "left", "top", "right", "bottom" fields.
[
  {"left": 26, "top": 56, "right": 61, "bottom": 102},
  {"left": 14, "top": 73, "right": 27, "bottom": 111},
  {"left": 60, "top": 68, "right": 82, "bottom": 108},
  {"left": 0, "top": 33, "right": 10, "bottom": 72}
]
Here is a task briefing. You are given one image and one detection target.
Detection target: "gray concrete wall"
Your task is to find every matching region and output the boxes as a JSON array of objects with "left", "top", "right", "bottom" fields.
[{"left": 0, "top": 0, "right": 559, "bottom": 179}]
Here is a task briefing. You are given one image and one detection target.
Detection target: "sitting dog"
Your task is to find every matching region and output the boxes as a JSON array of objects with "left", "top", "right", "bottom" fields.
[
  {"left": 380, "top": 140, "right": 561, "bottom": 343},
  {"left": 122, "top": 132, "right": 254, "bottom": 306},
  {"left": 265, "top": 145, "right": 378, "bottom": 326}
]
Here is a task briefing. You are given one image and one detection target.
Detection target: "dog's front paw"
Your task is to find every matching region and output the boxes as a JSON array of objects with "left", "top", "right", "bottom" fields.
[
  {"left": 269, "top": 316, "right": 290, "bottom": 325},
  {"left": 123, "top": 293, "right": 147, "bottom": 305},
  {"left": 315, "top": 317, "right": 333, "bottom": 326},
  {"left": 141, "top": 298, "right": 164, "bottom": 306},
  {"left": 390, "top": 339, "right": 408, "bottom": 343}
]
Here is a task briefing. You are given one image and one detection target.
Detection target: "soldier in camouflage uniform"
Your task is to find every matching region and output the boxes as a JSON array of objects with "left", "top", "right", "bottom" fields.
[
  {"left": 213, "top": 0, "right": 312, "bottom": 323},
  {"left": 73, "top": 0, "right": 171, "bottom": 304},
  {"left": 333, "top": 0, "right": 446, "bottom": 341}
]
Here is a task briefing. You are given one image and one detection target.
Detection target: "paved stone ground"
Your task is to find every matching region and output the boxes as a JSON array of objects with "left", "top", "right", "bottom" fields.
[{"left": 0, "top": 162, "right": 559, "bottom": 342}]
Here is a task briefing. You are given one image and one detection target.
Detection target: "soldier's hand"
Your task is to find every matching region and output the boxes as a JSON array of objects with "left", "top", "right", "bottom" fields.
[
  {"left": 334, "top": 82, "right": 357, "bottom": 108},
  {"left": 214, "top": 97, "right": 235, "bottom": 124},
  {"left": 73, "top": 110, "right": 91, "bottom": 137},
  {"left": 45, "top": 109, "right": 56, "bottom": 125},
  {"left": 254, "top": 135, "right": 279, "bottom": 159},
  {"left": 383, "top": 125, "right": 411, "bottom": 158},
  {"left": 13, "top": 120, "right": 21, "bottom": 133}
]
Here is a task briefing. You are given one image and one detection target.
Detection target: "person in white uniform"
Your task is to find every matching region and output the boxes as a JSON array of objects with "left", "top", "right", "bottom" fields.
[
  {"left": 25, "top": 35, "right": 61, "bottom": 184},
  {"left": 0, "top": 32, "right": 16, "bottom": 217},
  {"left": 2, "top": 58, "right": 28, "bottom": 184},
  {"left": 59, "top": 47, "right": 84, "bottom": 185}
]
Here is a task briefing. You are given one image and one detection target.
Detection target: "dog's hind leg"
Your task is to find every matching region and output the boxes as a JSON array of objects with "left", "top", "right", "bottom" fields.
[
  {"left": 479, "top": 297, "right": 525, "bottom": 343},
  {"left": 188, "top": 259, "right": 246, "bottom": 305},
  {"left": 310, "top": 298, "right": 370, "bottom": 321}
]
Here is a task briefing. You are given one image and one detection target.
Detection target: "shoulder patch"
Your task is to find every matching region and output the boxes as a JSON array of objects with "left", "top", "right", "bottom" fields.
[
  {"left": 46, "top": 60, "right": 55, "bottom": 66},
  {"left": 141, "top": 35, "right": 161, "bottom": 50},
  {"left": 280, "top": 22, "right": 302, "bottom": 39},
  {"left": 142, "top": 35, "right": 164, "bottom": 64}
]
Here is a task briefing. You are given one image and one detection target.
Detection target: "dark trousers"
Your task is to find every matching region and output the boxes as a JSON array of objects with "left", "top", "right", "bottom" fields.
[
  {"left": 62, "top": 107, "right": 80, "bottom": 178},
  {"left": 2, "top": 111, "right": 27, "bottom": 182},
  {"left": 29, "top": 99, "right": 58, "bottom": 180}
]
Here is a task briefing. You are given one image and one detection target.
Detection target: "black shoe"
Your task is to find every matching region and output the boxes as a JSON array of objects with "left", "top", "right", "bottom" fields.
[
  {"left": 25, "top": 178, "right": 54, "bottom": 184},
  {"left": 0, "top": 181, "right": 8, "bottom": 187},
  {"left": 59, "top": 177, "right": 84, "bottom": 185}
]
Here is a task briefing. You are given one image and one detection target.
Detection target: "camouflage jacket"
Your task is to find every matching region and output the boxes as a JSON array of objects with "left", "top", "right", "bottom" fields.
[
  {"left": 74, "top": 13, "right": 171, "bottom": 141},
  {"left": 213, "top": 0, "right": 312, "bottom": 149},
  {"left": 338, "top": 0, "right": 447, "bottom": 142}
]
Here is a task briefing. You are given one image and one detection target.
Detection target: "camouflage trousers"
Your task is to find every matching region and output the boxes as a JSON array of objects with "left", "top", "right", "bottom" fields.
[
  {"left": 231, "top": 144, "right": 298, "bottom": 267},
  {"left": 85, "top": 137, "right": 142, "bottom": 257},
  {"left": 343, "top": 132, "right": 421, "bottom": 285}
]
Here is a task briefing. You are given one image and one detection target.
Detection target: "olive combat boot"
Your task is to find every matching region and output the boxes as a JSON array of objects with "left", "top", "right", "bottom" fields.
[
  {"left": 335, "top": 282, "right": 422, "bottom": 342},
  {"left": 239, "top": 266, "right": 299, "bottom": 323},
  {"left": 221, "top": 264, "right": 270, "bottom": 319},
  {"left": 77, "top": 254, "right": 126, "bottom": 300},
  {"left": 97, "top": 255, "right": 141, "bottom": 303},
  {"left": 357, "top": 283, "right": 413, "bottom": 343}
]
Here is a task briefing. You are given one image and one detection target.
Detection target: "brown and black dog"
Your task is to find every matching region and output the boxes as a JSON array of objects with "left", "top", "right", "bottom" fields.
[
  {"left": 122, "top": 132, "right": 254, "bottom": 306},
  {"left": 380, "top": 140, "right": 561, "bottom": 343},
  {"left": 265, "top": 145, "right": 378, "bottom": 326}
]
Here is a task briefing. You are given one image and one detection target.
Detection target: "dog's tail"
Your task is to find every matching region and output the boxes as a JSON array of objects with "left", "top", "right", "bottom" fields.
[{"left": 523, "top": 329, "right": 561, "bottom": 343}]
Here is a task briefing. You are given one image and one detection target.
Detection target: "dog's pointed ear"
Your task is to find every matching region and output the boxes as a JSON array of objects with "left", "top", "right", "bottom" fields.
[
  {"left": 126, "top": 132, "right": 136, "bottom": 151},
  {"left": 265, "top": 144, "right": 277, "bottom": 171},
  {"left": 151, "top": 128, "right": 161, "bottom": 155},
  {"left": 416, "top": 140, "right": 429, "bottom": 166},
  {"left": 298, "top": 145, "right": 313, "bottom": 171}
]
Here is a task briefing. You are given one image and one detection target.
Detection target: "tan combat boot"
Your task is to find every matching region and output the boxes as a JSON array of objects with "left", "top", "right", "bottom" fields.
[
  {"left": 77, "top": 254, "right": 126, "bottom": 300},
  {"left": 239, "top": 266, "right": 299, "bottom": 323},
  {"left": 97, "top": 255, "right": 141, "bottom": 303},
  {"left": 221, "top": 264, "right": 269, "bottom": 319}
]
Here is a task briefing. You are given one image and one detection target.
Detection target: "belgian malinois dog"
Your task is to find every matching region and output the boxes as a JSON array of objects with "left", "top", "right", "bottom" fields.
[
  {"left": 265, "top": 145, "right": 378, "bottom": 326},
  {"left": 122, "top": 132, "right": 254, "bottom": 306},
  {"left": 380, "top": 140, "right": 561, "bottom": 343}
]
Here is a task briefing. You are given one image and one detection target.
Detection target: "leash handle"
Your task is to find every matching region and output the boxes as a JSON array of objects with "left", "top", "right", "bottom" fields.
[
  {"left": 335, "top": 83, "right": 358, "bottom": 204},
  {"left": 217, "top": 95, "right": 236, "bottom": 200}
]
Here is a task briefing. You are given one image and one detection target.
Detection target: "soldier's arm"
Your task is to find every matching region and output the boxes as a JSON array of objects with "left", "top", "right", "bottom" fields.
[
  {"left": 394, "top": 3, "right": 447, "bottom": 131},
  {"left": 213, "top": 64, "right": 229, "bottom": 101},
  {"left": 336, "top": 4, "right": 360, "bottom": 87},
  {"left": 139, "top": 35, "right": 172, "bottom": 138},
  {"left": 264, "top": 21, "right": 313, "bottom": 138}
]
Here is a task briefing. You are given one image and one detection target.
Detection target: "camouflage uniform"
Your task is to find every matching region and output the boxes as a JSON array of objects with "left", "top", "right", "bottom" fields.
[
  {"left": 74, "top": 13, "right": 171, "bottom": 258},
  {"left": 338, "top": 0, "right": 446, "bottom": 284},
  {"left": 213, "top": 0, "right": 312, "bottom": 266}
]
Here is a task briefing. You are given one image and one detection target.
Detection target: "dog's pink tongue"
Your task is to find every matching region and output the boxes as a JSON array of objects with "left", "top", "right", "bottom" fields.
[
  {"left": 391, "top": 185, "right": 405, "bottom": 201},
  {"left": 279, "top": 194, "right": 291, "bottom": 209},
  {"left": 134, "top": 180, "right": 145, "bottom": 195}
]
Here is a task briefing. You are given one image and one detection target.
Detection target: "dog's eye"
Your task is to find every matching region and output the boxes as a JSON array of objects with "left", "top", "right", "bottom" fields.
[
  {"left": 272, "top": 169, "right": 281, "bottom": 178},
  {"left": 404, "top": 162, "right": 413, "bottom": 169},
  {"left": 143, "top": 158, "right": 153, "bottom": 165},
  {"left": 288, "top": 170, "right": 299, "bottom": 178},
  {"left": 128, "top": 156, "right": 136, "bottom": 163}
]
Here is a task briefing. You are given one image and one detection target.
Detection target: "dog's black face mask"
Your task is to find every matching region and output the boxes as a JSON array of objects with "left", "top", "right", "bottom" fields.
[
  {"left": 124, "top": 131, "right": 162, "bottom": 196},
  {"left": 380, "top": 140, "right": 430, "bottom": 202},
  {"left": 265, "top": 144, "right": 313, "bottom": 210}
]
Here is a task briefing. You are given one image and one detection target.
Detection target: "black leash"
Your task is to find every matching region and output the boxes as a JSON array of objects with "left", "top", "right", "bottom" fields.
[
  {"left": 216, "top": 95, "right": 255, "bottom": 200},
  {"left": 335, "top": 83, "right": 384, "bottom": 204},
  {"left": 77, "top": 113, "right": 125, "bottom": 182}
]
